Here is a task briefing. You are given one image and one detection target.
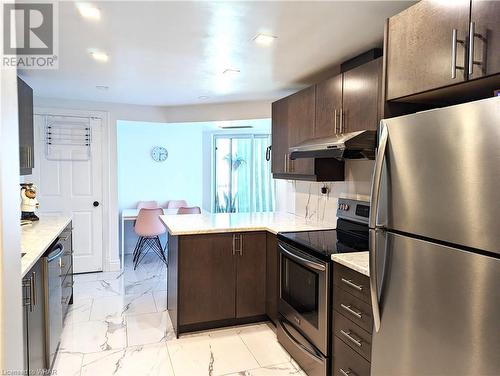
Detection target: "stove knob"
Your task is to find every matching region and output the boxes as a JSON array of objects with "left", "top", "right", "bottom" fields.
[{"left": 344, "top": 204, "right": 350, "bottom": 211}]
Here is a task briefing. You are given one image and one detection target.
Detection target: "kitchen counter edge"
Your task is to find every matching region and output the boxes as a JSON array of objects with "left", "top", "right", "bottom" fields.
[
  {"left": 331, "top": 251, "right": 369, "bottom": 277},
  {"left": 21, "top": 215, "right": 72, "bottom": 278}
]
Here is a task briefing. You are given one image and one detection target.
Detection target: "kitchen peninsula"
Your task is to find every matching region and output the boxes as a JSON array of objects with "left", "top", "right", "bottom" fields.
[{"left": 161, "top": 211, "right": 336, "bottom": 336}]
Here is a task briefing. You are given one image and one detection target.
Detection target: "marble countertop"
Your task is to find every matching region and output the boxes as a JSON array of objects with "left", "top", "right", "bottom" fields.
[
  {"left": 160, "top": 211, "right": 335, "bottom": 236},
  {"left": 331, "top": 252, "right": 369, "bottom": 277},
  {"left": 21, "top": 215, "right": 72, "bottom": 277}
]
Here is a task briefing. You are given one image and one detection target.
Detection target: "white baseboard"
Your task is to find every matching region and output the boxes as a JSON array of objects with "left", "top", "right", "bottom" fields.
[{"left": 106, "top": 258, "right": 121, "bottom": 271}]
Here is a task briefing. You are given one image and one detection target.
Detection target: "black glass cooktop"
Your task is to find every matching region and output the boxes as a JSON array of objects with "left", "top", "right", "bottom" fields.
[{"left": 277, "top": 219, "right": 369, "bottom": 261}]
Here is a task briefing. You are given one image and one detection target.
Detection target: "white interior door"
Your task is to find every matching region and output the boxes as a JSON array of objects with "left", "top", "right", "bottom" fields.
[{"left": 32, "top": 114, "right": 103, "bottom": 273}]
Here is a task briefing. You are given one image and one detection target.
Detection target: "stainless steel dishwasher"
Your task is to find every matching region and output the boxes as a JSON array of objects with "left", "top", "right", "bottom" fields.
[{"left": 43, "top": 239, "right": 64, "bottom": 368}]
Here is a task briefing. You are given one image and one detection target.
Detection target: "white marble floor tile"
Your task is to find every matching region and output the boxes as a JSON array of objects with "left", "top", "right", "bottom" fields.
[
  {"left": 167, "top": 330, "right": 260, "bottom": 376},
  {"left": 52, "top": 351, "right": 83, "bottom": 376},
  {"left": 64, "top": 298, "right": 93, "bottom": 325},
  {"left": 238, "top": 324, "right": 291, "bottom": 367},
  {"left": 73, "top": 272, "right": 101, "bottom": 283},
  {"left": 224, "top": 362, "right": 305, "bottom": 376},
  {"left": 89, "top": 292, "right": 157, "bottom": 321},
  {"left": 80, "top": 343, "right": 174, "bottom": 376},
  {"left": 73, "top": 279, "right": 124, "bottom": 300},
  {"left": 126, "top": 311, "right": 175, "bottom": 346},
  {"left": 59, "top": 317, "right": 127, "bottom": 353},
  {"left": 152, "top": 290, "right": 167, "bottom": 312}
]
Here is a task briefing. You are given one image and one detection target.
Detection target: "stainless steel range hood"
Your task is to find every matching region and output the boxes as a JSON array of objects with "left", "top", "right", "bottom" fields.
[{"left": 289, "top": 130, "right": 376, "bottom": 161}]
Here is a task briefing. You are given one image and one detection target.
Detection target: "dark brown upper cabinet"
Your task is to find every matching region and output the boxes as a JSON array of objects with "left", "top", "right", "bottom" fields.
[
  {"left": 271, "top": 98, "right": 289, "bottom": 175},
  {"left": 342, "top": 58, "right": 382, "bottom": 132},
  {"left": 315, "top": 74, "right": 343, "bottom": 138},
  {"left": 469, "top": 0, "right": 500, "bottom": 80},
  {"left": 271, "top": 54, "right": 382, "bottom": 181},
  {"left": 386, "top": 0, "right": 500, "bottom": 102},
  {"left": 286, "top": 86, "right": 316, "bottom": 177},
  {"left": 18, "top": 77, "right": 34, "bottom": 175}
]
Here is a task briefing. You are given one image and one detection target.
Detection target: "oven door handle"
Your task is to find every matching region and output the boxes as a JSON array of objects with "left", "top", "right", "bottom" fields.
[
  {"left": 280, "top": 320, "right": 324, "bottom": 362},
  {"left": 278, "top": 243, "right": 326, "bottom": 272}
]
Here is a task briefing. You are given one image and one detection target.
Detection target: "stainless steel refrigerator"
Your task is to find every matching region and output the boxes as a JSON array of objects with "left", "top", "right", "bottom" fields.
[{"left": 369, "top": 96, "right": 500, "bottom": 375}]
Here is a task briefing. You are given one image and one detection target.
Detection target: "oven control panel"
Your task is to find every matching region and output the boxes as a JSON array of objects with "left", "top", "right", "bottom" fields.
[{"left": 337, "top": 198, "right": 370, "bottom": 224}]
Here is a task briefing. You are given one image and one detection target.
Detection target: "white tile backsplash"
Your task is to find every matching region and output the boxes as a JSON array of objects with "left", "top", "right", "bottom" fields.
[{"left": 275, "top": 160, "right": 374, "bottom": 225}]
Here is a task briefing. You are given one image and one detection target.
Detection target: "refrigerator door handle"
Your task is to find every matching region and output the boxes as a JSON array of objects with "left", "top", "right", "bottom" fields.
[
  {"left": 370, "top": 228, "right": 382, "bottom": 332},
  {"left": 369, "top": 121, "right": 388, "bottom": 229}
]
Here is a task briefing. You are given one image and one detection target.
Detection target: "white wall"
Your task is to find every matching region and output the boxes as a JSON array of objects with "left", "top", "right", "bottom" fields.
[
  {"left": 0, "top": 70, "right": 23, "bottom": 370},
  {"left": 276, "top": 160, "right": 374, "bottom": 225},
  {"left": 32, "top": 96, "right": 271, "bottom": 270},
  {"left": 117, "top": 120, "right": 205, "bottom": 210}
]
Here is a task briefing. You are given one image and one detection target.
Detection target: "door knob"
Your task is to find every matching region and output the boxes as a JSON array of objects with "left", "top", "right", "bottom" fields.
[{"left": 93, "top": 201, "right": 100, "bottom": 207}]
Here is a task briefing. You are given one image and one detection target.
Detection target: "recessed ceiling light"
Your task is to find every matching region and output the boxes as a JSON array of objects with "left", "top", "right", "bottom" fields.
[
  {"left": 89, "top": 51, "right": 109, "bottom": 62},
  {"left": 198, "top": 96, "right": 209, "bottom": 100},
  {"left": 76, "top": 3, "right": 101, "bottom": 20},
  {"left": 96, "top": 85, "right": 109, "bottom": 91},
  {"left": 253, "top": 33, "right": 277, "bottom": 46},
  {"left": 222, "top": 68, "right": 240, "bottom": 75}
]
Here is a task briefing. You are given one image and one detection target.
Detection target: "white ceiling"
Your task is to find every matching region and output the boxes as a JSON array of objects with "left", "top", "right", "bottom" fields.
[{"left": 21, "top": 1, "right": 412, "bottom": 107}]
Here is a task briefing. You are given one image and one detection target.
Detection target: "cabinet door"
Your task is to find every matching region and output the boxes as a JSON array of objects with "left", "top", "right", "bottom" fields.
[
  {"left": 469, "top": 0, "right": 500, "bottom": 80},
  {"left": 315, "top": 74, "right": 343, "bottom": 138},
  {"left": 26, "top": 260, "right": 46, "bottom": 371},
  {"left": 178, "top": 234, "right": 236, "bottom": 325},
  {"left": 343, "top": 58, "right": 382, "bottom": 132},
  {"left": 386, "top": 0, "right": 470, "bottom": 100},
  {"left": 265, "top": 233, "right": 278, "bottom": 324},
  {"left": 287, "top": 87, "right": 315, "bottom": 175},
  {"left": 236, "top": 232, "right": 266, "bottom": 318},
  {"left": 18, "top": 77, "right": 34, "bottom": 175},
  {"left": 271, "top": 98, "right": 289, "bottom": 175}
]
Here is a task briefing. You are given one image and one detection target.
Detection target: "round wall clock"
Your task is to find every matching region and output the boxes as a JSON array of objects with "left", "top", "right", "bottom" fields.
[{"left": 151, "top": 146, "right": 168, "bottom": 162}]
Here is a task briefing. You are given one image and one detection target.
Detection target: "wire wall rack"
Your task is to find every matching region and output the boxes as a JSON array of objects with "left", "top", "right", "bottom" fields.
[{"left": 45, "top": 116, "right": 92, "bottom": 161}]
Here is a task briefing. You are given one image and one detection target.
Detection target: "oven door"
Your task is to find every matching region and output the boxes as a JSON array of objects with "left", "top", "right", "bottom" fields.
[{"left": 278, "top": 240, "right": 329, "bottom": 355}]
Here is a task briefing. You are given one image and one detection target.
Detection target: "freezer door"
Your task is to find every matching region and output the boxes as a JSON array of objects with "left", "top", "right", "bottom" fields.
[
  {"left": 376, "top": 97, "right": 500, "bottom": 255},
  {"left": 371, "top": 231, "right": 500, "bottom": 375}
]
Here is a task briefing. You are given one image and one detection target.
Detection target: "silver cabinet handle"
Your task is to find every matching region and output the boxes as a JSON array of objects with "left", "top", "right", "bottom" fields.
[
  {"left": 468, "top": 22, "right": 482, "bottom": 76},
  {"left": 29, "top": 274, "right": 34, "bottom": 312},
  {"left": 340, "top": 303, "right": 362, "bottom": 319},
  {"left": 451, "top": 28, "right": 464, "bottom": 79},
  {"left": 340, "top": 329, "right": 362, "bottom": 347},
  {"left": 341, "top": 278, "right": 363, "bottom": 291},
  {"left": 468, "top": 22, "right": 475, "bottom": 75},
  {"left": 232, "top": 234, "right": 236, "bottom": 255},
  {"left": 334, "top": 109, "right": 338, "bottom": 134},
  {"left": 339, "top": 368, "right": 357, "bottom": 376},
  {"left": 339, "top": 108, "right": 344, "bottom": 134},
  {"left": 31, "top": 271, "right": 36, "bottom": 308}
]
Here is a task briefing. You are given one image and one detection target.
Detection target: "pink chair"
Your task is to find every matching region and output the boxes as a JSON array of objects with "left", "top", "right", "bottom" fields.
[
  {"left": 166, "top": 200, "right": 188, "bottom": 209},
  {"left": 137, "top": 201, "right": 159, "bottom": 209},
  {"left": 133, "top": 208, "right": 166, "bottom": 269},
  {"left": 177, "top": 206, "right": 201, "bottom": 214}
]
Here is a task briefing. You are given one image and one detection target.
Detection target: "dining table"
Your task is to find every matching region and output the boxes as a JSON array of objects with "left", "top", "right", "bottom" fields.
[{"left": 120, "top": 208, "right": 179, "bottom": 269}]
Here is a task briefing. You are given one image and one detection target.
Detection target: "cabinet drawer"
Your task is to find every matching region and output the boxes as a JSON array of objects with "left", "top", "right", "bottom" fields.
[
  {"left": 334, "top": 287, "right": 373, "bottom": 333},
  {"left": 333, "top": 337, "right": 371, "bottom": 376},
  {"left": 61, "top": 250, "right": 72, "bottom": 278},
  {"left": 333, "top": 263, "right": 370, "bottom": 304},
  {"left": 61, "top": 274, "right": 73, "bottom": 318},
  {"left": 334, "top": 312, "right": 372, "bottom": 362}
]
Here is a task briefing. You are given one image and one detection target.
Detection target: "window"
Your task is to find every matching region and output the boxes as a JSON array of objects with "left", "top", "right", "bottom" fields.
[{"left": 214, "top": 134, "right": 275, "bottom": 213}]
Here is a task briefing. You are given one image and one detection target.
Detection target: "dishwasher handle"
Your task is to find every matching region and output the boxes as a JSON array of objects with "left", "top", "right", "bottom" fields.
[{"left": 47, "top": 243, "right": 64, "bottom": 262}]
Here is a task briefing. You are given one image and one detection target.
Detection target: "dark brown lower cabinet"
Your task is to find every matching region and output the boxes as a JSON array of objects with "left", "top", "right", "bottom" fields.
[
  {"left": 178, "top": 233, "right": 236, "bottom": 326},
  {"left": 332, "top": 262, "right": 373, "bottom": 375},
  {"left": 265, "top": 233, "right": 278, "bottom": 325},
  {"left": 168, "top": 231, "right": 267, "bottom": 335},
  {"left": 236, "top": 232, "right": 266, "bottom": 318},
  {"left": 22, "top": 260, "right": 46, "bottom": 373}
]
